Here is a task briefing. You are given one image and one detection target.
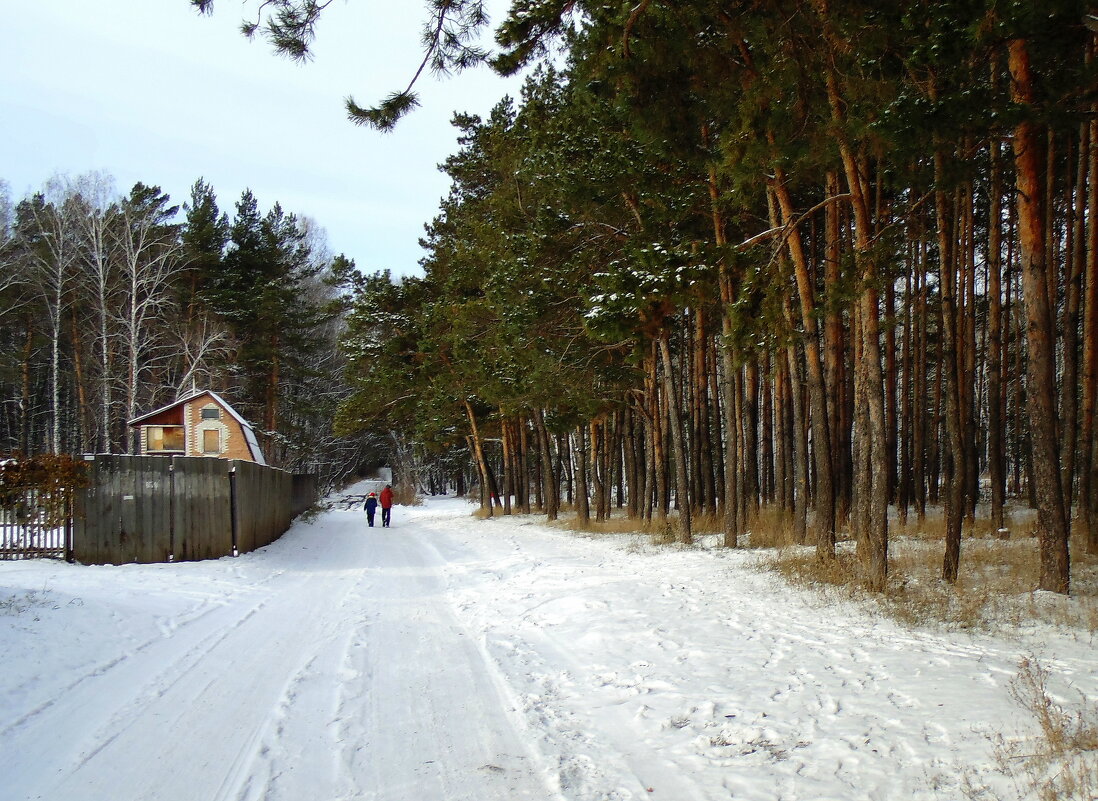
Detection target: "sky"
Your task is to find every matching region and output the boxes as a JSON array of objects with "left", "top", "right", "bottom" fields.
[
  {"left": 3, "top": 487, "right": 1096, "bottom": 800},
  {"left": 1, "top": 1, "right": 525, "bottom": 277}
]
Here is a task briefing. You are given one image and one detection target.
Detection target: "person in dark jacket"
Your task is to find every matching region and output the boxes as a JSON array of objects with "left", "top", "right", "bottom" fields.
[
  {"left": 379, "top": 484, "right": 394, "bottom": 527},
  {"left": 364, "top": 492, "right": 378, "bottom": 527}
]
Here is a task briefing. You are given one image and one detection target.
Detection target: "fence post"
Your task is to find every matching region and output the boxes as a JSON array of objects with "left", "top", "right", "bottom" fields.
[
  {"left": 230, "top": 463, "right": 238, "bottom": 557},
  {"left": 169, "top": 459, "right": 175, "bottom": 561},
  {"left": 65, "top": 491, "right": 73, "bottom": 563}
]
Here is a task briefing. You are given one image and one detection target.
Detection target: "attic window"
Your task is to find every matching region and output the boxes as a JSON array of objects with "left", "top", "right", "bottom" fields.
[{"left": 200, "top": 406, "right": 220, "bottom": 420}]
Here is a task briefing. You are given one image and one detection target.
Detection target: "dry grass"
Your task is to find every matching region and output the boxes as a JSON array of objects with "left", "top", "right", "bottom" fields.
[
  {"left": 964, "top": 657, "right": 1098, "bottom": 801},
  {"left": 689, "top": 511, "right": 727, "bottom": 537},
  {"left": 742, "top": 506, "right": 813, "bottom": 549},
  {"left": 890, "top": 508, "right": 1020, "bottom": 541},
  {"left": 890, "top": 512, "right": 947, "bottom": 541},
  {"left": 562, "top": 514, "right": 660, "bottom": 536},
  {"left": 558, "top": 509, "right": 692, "bottom": 545},
  {"left": 763, "top": 505, "right": 1098, "bottom": 634},
  {"left": 770, "top": 548, "right": 863, "bottom": 589}
]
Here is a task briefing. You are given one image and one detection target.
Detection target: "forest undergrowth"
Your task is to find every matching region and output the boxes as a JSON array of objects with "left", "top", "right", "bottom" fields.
[
  {"left": 758, "top": 508, "right": 1098, "bottom": 636},
  {"left": 555, "top": 501, "right": 1098, "bottom": 635}
]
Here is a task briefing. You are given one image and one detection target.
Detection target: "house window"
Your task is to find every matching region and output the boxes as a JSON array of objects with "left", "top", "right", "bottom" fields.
[
  {"left": 147, "top": 426, "right": 184, "bottom": 453},
  {"left": 202, "top": 429, "right": 221, "bottom": 454},
  {"left": 200, "top": 406, "right": 220, "bottom": 420}
]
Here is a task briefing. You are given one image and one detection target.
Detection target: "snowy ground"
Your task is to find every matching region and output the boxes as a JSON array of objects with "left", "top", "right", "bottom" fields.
[{"left": 2, "top": 486, "right": 1095, "bottom": 801}]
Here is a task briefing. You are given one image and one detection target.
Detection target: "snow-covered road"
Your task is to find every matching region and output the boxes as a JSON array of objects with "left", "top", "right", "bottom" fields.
[{"left": 2, "top": 493, "right": 1095, "bottom": 800}]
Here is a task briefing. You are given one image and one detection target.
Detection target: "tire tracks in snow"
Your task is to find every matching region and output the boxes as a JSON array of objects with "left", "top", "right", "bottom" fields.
[
  {"left": 319, "top": 528, "right": 558, "bottom": 801},
  {"left": 10, "top": 530, "right": 376, "bottom": 801}
]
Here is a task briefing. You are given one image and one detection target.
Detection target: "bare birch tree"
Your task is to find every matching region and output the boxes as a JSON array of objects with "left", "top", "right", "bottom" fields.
[
  {"left": 21, "top": 179, "right": 83, "bottom": 454},
  {"left": 111, "top": 184, "right": 187, "bottom": 450},
  {"left": 69, "top": 172, "right": 121, "bottom": 452}
]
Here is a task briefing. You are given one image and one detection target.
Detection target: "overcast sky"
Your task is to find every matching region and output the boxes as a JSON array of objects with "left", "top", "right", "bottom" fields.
[{"left": 1, "top": 1, "right": 524, "bottom": 276}]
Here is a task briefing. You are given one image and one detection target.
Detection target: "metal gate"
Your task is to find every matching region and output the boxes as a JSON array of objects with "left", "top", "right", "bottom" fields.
[{"left": 0, "top": 459, "right": 77, "bottom": 561}]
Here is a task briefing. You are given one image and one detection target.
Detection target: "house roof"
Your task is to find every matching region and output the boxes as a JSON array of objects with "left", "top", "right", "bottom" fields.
[{"left": 128, "top": 390, "right": 267, "bottom": 465}]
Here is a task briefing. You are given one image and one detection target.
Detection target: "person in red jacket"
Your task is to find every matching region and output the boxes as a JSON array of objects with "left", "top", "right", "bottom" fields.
[{"left": 379, "top": 484, "right": 394, "bottom": 527}]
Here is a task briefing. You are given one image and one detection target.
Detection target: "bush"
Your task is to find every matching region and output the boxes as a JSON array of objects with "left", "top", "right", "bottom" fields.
[{"left": 0, "top": 454, "right": 88, "bottom": 527}]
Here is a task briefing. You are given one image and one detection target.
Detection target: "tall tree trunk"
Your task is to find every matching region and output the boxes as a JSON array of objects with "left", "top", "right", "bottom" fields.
[
  {"left": 1009, "top": 38, "right": 1071, "bottom": 593},
  {"left": 623, "top": 406, "right": 640, "bottom": 519},
  {"left": 709, "top": 162, "right": 741, "bottom": 546},
  {"left": 770, "top": 168, "right": 837, "bottom": 558},
  {"left": 914, "top": 237, "right": 929, "bottom": 521},
  {"left": 743, "top": 358, "right": 759, "bottom": 516},
  {"left": 574, "top": 425, "right": 590, "bottom": 525},
  {"left": 818, "top": 54, "right": 889, "bottom": 589},
  {"left": 519, "top": 417, "right": 532, "bottom": 513},
  {"left": 464, "top": 400, "right": 495, "bottom": 516},
  {"left": 1061, "top": 125, "right": 1087, "bottom": 518},
  {"left": 1086, "top": 56, "right": 1098, "bottom": 553},
  {"left": 466, "top": 436, "right": 487, "bottom": 509},
  {"left": 21, "top": 320, "right": 33, "bottom": 454},
  {"left": 267, "top": 349, "right": 280, "bottom": 457},
  {"left": 658, "top": 328, "right": 693, "bottom": 544},
  {"left": 695, "top": 309, "right": 716, "bottom": 515},
  {"left": 560, "top": 432, "right": 573, "bottom": 507},
  {"left": 501, "top": 416, "right": 513, "bottom": 514},
  {"left": 853, "top": 190, "right": 890, "bottom": 592},
  {"left": 69, "top": 312, "right": 91, "bottom": 453},
  {"left": 897, "top": 250, "right": 910, "bottom": 525},
  {"left": 927, "top": 310, "right": 943, "bottom": 506},
  {"left": 647, "top": 343, "right": 667, "bottom": 521},
  {"left": 591, "top": 419, "right": 605, "bottom": 522},
  {"left": 784, "top": 299, "right": 809, "bottom": 544},
  {"left": 610, "top": 411, "right": 625, "bottom": 512},
  {"left": 962, "top": 179, "right": 981, "bottom": 522},
  {"left": 718, "top": 329, "right": 740, "bottom": 546},
  {"left": 98, "top": 288, "right": 112, "bottom": 453},
  {"left": 533, "top": 408, "right": 558, "bottom": 521},
  {"left": 935, "top": 152, "right": 966, "bottom": 584},
  {"left": 884, "top": 260, "right": 898, "bottom": 505},
  {"left": 825, "top": 171, "right": 851, "bottom": 530},
  {"left": 708, "top": 338, "right": 726, "bottom": 511},
  {"left": 762, "top": 355, "right": 776, "bottom": 505},
  {"left": 988, "top": 128, "right": 1007, "bottom": 532},
  {"left": 774, "top": 351, "right": 789, "bottom": 513}
]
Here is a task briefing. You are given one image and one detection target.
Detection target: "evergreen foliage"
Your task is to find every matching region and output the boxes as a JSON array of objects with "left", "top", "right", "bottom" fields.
[{"left": 324, "top": 0, "right": 1098, "bottom": 590}]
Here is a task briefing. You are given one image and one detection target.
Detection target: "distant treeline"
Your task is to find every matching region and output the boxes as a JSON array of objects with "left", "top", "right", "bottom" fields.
[{"left": 0, "top": 173, "right": 378, "bottom": 489}]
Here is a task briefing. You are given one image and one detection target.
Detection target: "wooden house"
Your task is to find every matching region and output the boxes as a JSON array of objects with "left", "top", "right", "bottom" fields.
[{"left": 128, "top": 390, "right": 266, "bottom": 465}]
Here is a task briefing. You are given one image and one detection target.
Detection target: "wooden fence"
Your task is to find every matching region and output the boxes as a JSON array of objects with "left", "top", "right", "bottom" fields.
[
  {"left": 291, "top": 473, "right": 318, "bottom": 518},
  {"left": 231, "top": 459, "right": 292, "bottom": 556},
  {"left": 72, "top": 455, "right": 311, "bottom": 565}
]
